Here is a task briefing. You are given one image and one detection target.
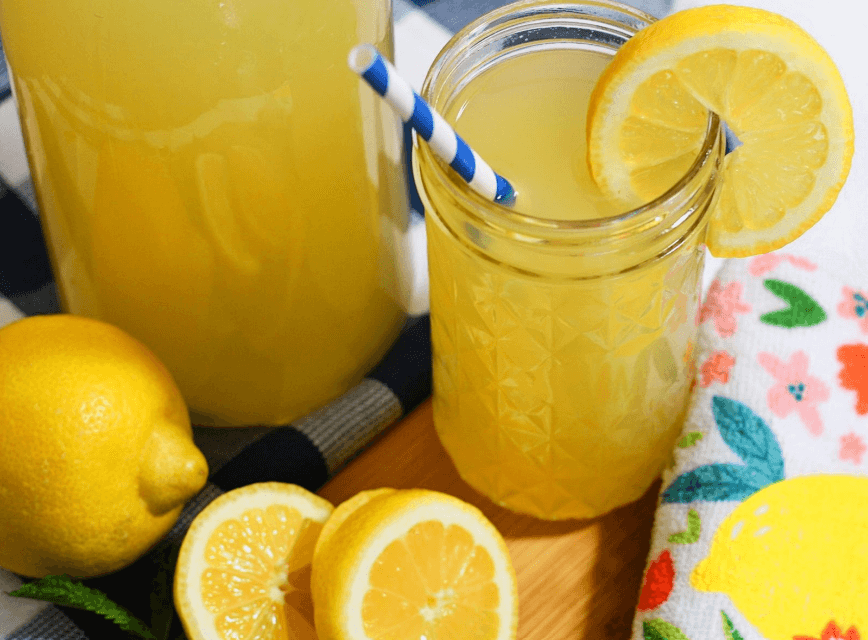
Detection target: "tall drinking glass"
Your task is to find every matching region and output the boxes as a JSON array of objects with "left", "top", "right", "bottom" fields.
[
  {"left": 0, "top": 0, "right": 409, "bottom": 425},
  {"left": 414, "top": 0, "right": 724, "bottom": 520}
]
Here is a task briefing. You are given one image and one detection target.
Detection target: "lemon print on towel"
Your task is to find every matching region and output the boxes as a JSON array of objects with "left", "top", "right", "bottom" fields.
[{"left": 692, "top": 474, "right": 868, "bottom": 638}]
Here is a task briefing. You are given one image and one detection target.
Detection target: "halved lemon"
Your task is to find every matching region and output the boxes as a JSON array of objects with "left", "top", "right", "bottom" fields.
[
  {"left": 311, "top": 488, "right": 518, "bottom": 640},
  {"left": 174, "top": 483, "right": 334, "bottom": 640},
  {"left": 587, "top": 4, "right": 854, "bottom": 257}
]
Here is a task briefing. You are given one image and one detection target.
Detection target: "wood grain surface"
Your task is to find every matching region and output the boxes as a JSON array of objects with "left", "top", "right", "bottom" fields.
[{"left": 317, "top": 399, "right": 660, "bottom": 639}]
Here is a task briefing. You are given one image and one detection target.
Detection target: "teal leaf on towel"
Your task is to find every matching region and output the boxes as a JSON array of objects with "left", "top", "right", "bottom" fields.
[
  {"left": 760, "top": 279, "right": 826, "bottom": 328},
  {"left": 712, "top": 396, "right": 784, "bottom": 484},
  {"left": 644, "top": 619, "right": 692, "bottom": 640},
  {"left": 662, "top": 396, "right": 785, "bottom": 503},
  {"left": 662, "top": 463, "right": 768, "bottom": 503}
]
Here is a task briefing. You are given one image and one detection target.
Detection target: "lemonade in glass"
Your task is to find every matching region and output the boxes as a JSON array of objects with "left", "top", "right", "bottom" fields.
[{"left": 414, "top": 0, "right": 725, "bottom": 520}]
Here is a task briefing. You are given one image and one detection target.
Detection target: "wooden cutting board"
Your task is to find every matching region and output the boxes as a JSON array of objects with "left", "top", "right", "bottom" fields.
[{"left": 316, "top": 399, "right": 659, "bottom": 639}]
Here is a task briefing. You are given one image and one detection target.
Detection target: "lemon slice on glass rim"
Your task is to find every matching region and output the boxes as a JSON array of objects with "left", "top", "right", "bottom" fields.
[{"left": 586, "top": 4, "right": 854, "bottom": 258}]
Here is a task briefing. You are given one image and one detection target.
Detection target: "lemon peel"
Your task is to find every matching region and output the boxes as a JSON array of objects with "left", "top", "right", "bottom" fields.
[{"left": 0, "top": 315, "right": 208, "bottom": 578}]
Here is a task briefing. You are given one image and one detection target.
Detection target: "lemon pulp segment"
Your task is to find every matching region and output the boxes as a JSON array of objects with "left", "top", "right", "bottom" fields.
[
  {"left": 175, "top": 483, "right": 333, "bottom": 640},
  {"left": 200, "top": 505, "right": 322, "bottom": 640},
  {"left": 362, "top": 520, "right": 500, "bottom": 639}
]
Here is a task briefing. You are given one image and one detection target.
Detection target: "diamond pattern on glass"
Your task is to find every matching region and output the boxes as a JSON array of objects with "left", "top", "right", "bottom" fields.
[{"left": 427, "top": 217, "right": 703, "bottom": 519}]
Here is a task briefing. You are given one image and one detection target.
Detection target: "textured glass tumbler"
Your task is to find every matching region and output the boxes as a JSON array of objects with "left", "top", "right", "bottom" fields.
[{"left": 414, "top": 0, "right": 725, "bottom": 520}]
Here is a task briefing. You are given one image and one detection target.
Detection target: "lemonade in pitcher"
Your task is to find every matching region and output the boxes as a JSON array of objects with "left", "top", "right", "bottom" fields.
[
  {"left": 0, "top": 0, "right": 408, "bottom": 425},
  {"left": 415, "top": 2, "right": 724, "bottom": 520}
]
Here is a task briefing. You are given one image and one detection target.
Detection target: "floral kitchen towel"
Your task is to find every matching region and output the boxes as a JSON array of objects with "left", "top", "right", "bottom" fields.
[{"left": 631, "top": 251, "right": 868, "bottom": 640}]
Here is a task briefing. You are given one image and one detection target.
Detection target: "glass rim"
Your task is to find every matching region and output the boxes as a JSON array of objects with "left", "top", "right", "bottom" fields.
[{"left": 416, "top": 0, "right": 724, "bottom": 236}]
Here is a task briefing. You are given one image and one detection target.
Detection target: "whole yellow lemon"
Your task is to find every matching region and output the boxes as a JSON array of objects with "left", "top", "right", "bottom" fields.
[
  {"left": 692, "top": 474, "right": 868, "bottom": 637},
  {"left": 0, "top": 314, "right": 208, "bottom": 578}
]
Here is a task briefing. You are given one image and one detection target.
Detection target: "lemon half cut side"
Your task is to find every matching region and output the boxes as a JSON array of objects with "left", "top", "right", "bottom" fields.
[
  {"left": 312, "top": 489, "right": 518, "bottom": 640},
  {"left": 586, "top": 4, "right": 854, "bottom": 257},
  {"left": 174, "top": 483, "right": 334, "bottom": 640}
]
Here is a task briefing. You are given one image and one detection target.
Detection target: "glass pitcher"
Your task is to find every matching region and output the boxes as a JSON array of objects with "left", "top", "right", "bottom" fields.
[{"left": 0, "top": 0, "right": 410, "bottom": 425}]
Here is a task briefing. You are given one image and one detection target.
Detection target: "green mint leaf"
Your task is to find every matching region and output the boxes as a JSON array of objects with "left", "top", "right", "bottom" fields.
[{"left": 8, "top": 575, "right": 156, "bottom": 639}]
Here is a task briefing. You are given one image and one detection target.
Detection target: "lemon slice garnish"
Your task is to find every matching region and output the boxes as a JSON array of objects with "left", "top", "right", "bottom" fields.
[{"left": 587, "top": 4, "right": 854, "bottom": 257}]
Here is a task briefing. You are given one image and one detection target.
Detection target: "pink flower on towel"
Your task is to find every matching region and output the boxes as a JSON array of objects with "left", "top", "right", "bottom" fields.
[
  {"left": 758, "top": 350, "right": 830, "bottom": 436},
  {"left": 748, "top": 252, "right": 817, "bottom": 277},
  {"left": 838, "top": 287, "right": 868, "bottom": 333},
  {"left": 700, "top": 280, "right": 752, "bottom": 338},
  {"left": 699, "top": 350, "right": 735, "bottom": 387},
  {"left": 839, "top": 432, "right": 867, "bottom": 465}
]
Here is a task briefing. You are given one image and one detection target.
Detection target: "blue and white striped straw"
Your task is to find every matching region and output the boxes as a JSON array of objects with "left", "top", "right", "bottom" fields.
[{"left": 348, "top": 44, "right": 516, "bottom": 205}]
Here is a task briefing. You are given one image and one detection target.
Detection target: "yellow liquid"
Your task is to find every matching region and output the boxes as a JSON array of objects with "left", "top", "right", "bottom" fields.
[
  {"left": 425, "top": 49, "right": 704, "bottom": 519},
  {"left": 0, "top": 0, "right": 408, "bottom": 425}
]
